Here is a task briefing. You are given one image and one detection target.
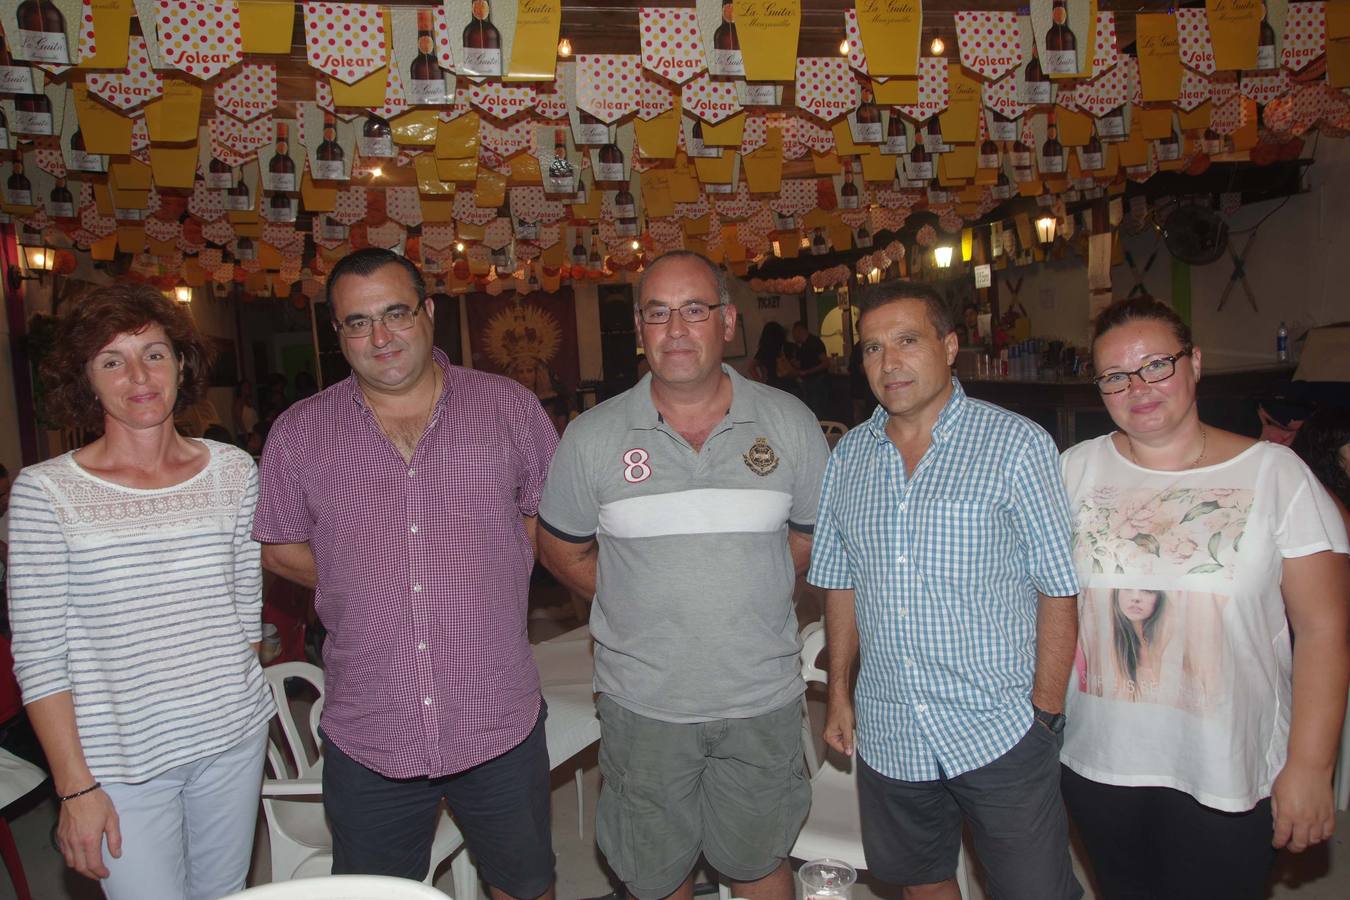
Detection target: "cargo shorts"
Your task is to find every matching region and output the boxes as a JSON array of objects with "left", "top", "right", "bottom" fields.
[{"left": 594, "top": 693, "right": 810, "bottom": 900}]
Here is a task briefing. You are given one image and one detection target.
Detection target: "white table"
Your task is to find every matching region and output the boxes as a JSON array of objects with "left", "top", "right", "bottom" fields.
[{"left": 532, "top": 626, "right": 599, "bottom": 838}]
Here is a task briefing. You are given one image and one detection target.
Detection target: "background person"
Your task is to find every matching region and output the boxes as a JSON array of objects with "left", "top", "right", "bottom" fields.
[
  {"left": 7, "top": 284, "right": 273, "bottom": 899},
  {"left": 1059, "top": 295, "right": 1350, "bottom": 900}
]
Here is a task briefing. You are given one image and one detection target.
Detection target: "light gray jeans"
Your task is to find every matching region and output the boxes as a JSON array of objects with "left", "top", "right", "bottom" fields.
[{"left": 100, "top": 723, "right": 268, "bottom": 900}]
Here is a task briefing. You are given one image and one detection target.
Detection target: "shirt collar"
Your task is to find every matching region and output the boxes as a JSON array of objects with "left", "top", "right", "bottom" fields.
[
  {"left": 345, "top": 347, "right": 453, "bottom": 414},
  {"left": 864, "top": 376, "right": 967, "bottom": 445},
  {"left": 626, "top": 363, "right": 756, "bottom": 431}
]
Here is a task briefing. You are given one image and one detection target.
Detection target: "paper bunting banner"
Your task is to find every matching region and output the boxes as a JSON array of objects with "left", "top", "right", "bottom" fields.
[
  {"left": 534, "top": 85, "right": 569, "bottom": 120},
  {"left": 325, "top": 186, "right": 366, "bottom": 225},
  {"left": 1210, "top": 73, "right": 1240, "bottom": 106},
  {"left": 34, "top": 148, "right": 66, "bottom": 179},
  {"left": 771, "top": 179, "right": 819, "bottom": 217},
  {"left": 263, "top": 222, "right": 305, "bottom": 251},
  {"left": 638, "top": 74, "right": 677, "bottom": 121},
  {"left": 577, "top": 55, "right": 642, "bottom": 123},
  {"left": 303, "top": 3, "right": 386, "bottom": 85},
  {"left": 384, "top": 187, "right": 422, "bottom": 226},
  {"left": 897, "top": 58, "right": 949, "bottom": 122},
  {"left": 155, "top": 1, "right": 243, "bottom": 81},
  {"left": 682, "top": 71, "right": 743, "bottom": 124},
  {"left": 482, "top": 218, "right": 513, "bottom": 250},
  {"left": 431, "top": 2, "right": 456, "bottom": 70},
  {"left": 955, "top": 11, "right": 1026, "bottom": 82},
  {"left": 81, "top": 204, "right": 117, "bottom": 238},
  {"left": 1091, "top": 12, "right": 1121, "bottom": 76},
  {"left": 1174, "top": 69, "right": 1213, "bottom": 112},
  {"left": 1210, "top": 94, "right": 1246, "bottom": 135},
  {"left": 467, "top": 81, "right": 536, "bottom": 120},
  {"left": 1077, "top": 60, "right": 1130, "bottom": 117},
  {"left": 1282, "top": 2, "right": 1325, "bottom": 72},
  {"left": 1055, "top": 83, "right": 1079, "bottom": 112},
  {"left": 87, "top": 36, "right": 163, "bottom": 111},
  {"left": 209, "top": 113, "right": 272, "bottom": 166},
  {"left": 1241, "top": 70, "right": 1291, "bottom": 106},
  {"left": 214, "top": 64, "right": 277, "bottom": 123},
  {"left": 713, "top": 184, "right": 755, "bottom": 219},
  {"left": 740, "top": 115, "right": 770, "bottom": 154},
  {"left": 189, "top": 179, "right": 226, "bottom": 222},
  {"left": 795, "top": 57, "right": 861, "bottom": 123},
  {"left": 674, "top": 194, "right": 710, "bottom": 220},
  {"left": 983, "top": 72, "right": 1032, "bottom": 119},
  {"left": 784, "top": 115, "right": 832, "bottom": 156},
  {"left": 420, "top": 223, "right": 457, "bottom": 250},
  {"left": 480, "top": 117, "right": 534, "bottom": 156},
  {"left": 376, "top": 61, "right": 408, "bottom": 121},
  {"left": 1176, "top": 9, "right": 1217, "bottom": 76},
  {"left": 640, "top": 7, "right": 705, "bottom": 84},
  {"left": 510, "top": 186, "right": 564, "bottom": 225},
  {"left": 176, "top": 229, "right": 204, "bottom": 255},
  {"left": 453, "top": 191, "right": 497, "bottom": 226},
  {"left": 843, "top": 10, "right": 869, "bottom": 74},
  {"left": 144, "top": 215, "right": 180, "bottom": 243}
]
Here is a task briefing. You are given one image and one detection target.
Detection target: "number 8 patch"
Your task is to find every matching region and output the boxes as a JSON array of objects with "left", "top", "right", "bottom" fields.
[{"left": 622, "top": 448, "right": 652, "bottom": 484}]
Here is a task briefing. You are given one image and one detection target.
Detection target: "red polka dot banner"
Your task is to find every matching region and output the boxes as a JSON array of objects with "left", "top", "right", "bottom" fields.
[
  {"left": 534, "top": 84, "right": 570, "bottom": 120},
  {"left": 1091, "top": 11, "right": 1121, "bottom": 77},
  {"left": 897, "top": 57, "right": 949, "bottom": 123},
  {"left": 577, "top": 54, "right": 641, "bottom": 123},
  {"left": 1177, "top": 68, "right": 1213, "bottom": 112},
  {"left": 303, "top": 2, "right": 386, "bottom": 86},
  {"left": 154, "top": 1, "right": 242, "bottom": 82},
  {"left": 330, "top": 186, "right": 368, "bottom": 225},
  {"left": 1176, "top": 9, "right": 1218, "bottom": 75},
  {"left": 1240, "top": 69, "right": 1291, "bottom": 106},
  {"left": 843, "top": 10, "right": 869, "bottom": 74},
  {"left": 384, "top": 186, "right": 423, "bottom": 227},
  {"left": 34, "top": 147, "right": 66, "bottom": 179},
  {"left": 479, "top": 116, "right": 535, "bottom": 156},
  {"left": 1210, "top": 93, "right": 1246, "bottom": 135},
  {"left": 467, "top": 82, "right": 537, "bottom": 120},
  {"left": 795, "top": 57, "right": 860, "bottom": 123},
  {"left": 1282, "top": 2, "right": 1325, "bottom": 72},
  {"left": 955, "top": 11, "right": 1026, "bottom": 82},
  {"left": 682, "top": 70, "right": 742, "bottom": 124},
  {"left": 188, "top": 178, "right": 225, "bottom": 223},
  {"left": 213, "top": 64, "right": 277, "bottom": 123},
  {"left": 209, "top": 112, "right": 272, "bottom": 166},
  {"left": 640, "top": 7, "right": 705, "bottom": 85},
  {"left": 1077, "top": 55, "right": 1130, "bottom": 117},
  {"left": 637, "top": 73, "right": 676, "bottom": 121},
  {"left": 982, "top": 72, "right": 1032, "bottom": 119}
]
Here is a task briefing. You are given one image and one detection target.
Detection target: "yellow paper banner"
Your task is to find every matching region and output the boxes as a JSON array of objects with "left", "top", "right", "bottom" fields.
[
  {"left": 239, "top": 0, "right": 296, "bottom": 54},
  {"left": 634, "top": 107, "right": 681, "bottom": 159},
  {"left": 392, "top": 110, "right": 442, "bottom": 146},
  {"left": 145, "top": 78, "right": 203, "bottom": 144},
  {"left": 1137, "top": 14, "right": 1183, "bottom": 101},
  {"left": 77, "top": 0, "right": 134, "bottom": 69},
  {"left": 508, "top": 0, "right": 561, "bottom": 81},
  {"left": 331, "top": 69, "right": 388, "bottom": 108},
  {"left": 474, "top": 169, "right": 507, "bottom": 208},
  {"left": 855, "top": 0, "right": 922, "bottom": 77},
  {"left": 641, "top": 170, "right": 676, "bottom": 217},
  {"left": 1206, "top": 0, "right": 1262, "bottom": 70},
  {"left": 1137, "top": 106, "right": 1176, "bottom": 140},
  {"left": 301, "top": 173, "right": 337, "bottom": 211},
  {"left": 149, "top": 145, "right": 198, "bottom": 189},
  {"left": 735, "top": 0, "right": 801, "bottom": 82},
  {"left": 1329, "top": 0, "right": 1350, "bottom": 39},
  {"left": 743, "top": 137, "right": 783, "bottom": 192},
  {"left": 873, "top": 78, "right": 918, "bottom": 104},
  {"left": 71, "top": 84, "right": 134, "bottom": 155},
  {"left": 940, "top": 64, "right": 981, "bottom": 143}
]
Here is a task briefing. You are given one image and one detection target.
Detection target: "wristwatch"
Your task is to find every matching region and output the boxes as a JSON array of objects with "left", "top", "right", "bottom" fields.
[{"left": 1033, "top": 705, "right": 1066, "bottom": 734}]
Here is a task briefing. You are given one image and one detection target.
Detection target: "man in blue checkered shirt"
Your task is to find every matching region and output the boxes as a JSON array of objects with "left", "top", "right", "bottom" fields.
[{"left": 808, "top": 281, "right": 1082, "bottom": 900}]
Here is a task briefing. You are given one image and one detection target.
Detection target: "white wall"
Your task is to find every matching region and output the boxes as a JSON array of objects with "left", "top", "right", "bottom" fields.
[{"left": 1017, "top": 136, "right": 1350, "bottom": 368}]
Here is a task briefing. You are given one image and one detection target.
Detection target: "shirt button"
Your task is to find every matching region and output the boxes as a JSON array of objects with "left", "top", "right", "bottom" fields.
[
  {"left": 413, "top": 583, "right": 422, "bottom": 593},
  {"left": 423, "top": 697, "right": 432, "bottom": 706},
  {"left": 898, "top": 555, "right": 907, "bottom": 565},
  {"left": 905, "top": 657, "right": 914, "bottom": 667},
  {"left": 898, "top": 609, "right": 907, "bottom": 618},
  {"left": 407, "top": 469, "right": 415, "bottom": 478},
  {"left": 417, "top": 641, "right": 427, "bottom": 651},
  {"left": 409, "top": 524, "right": 418, "bottom": 534},
  {"left": 916, "top": 703, "right": 927, "bottom": 713}
]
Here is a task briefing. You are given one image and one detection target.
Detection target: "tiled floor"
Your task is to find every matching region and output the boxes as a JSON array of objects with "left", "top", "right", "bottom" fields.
[{"left": 1, "top": 598, "right": 1347, "bottom": 899}]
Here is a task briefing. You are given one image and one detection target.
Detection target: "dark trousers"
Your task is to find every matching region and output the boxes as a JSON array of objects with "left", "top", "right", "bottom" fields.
[
  {"left": 321, "top": 703, "right": 554, "bottom": 898},
  {"left": 1061, "top": 765, "right": 1276, "bottom": 900}
]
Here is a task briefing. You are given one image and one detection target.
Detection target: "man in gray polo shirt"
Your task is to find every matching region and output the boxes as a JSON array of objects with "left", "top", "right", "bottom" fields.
[{"left": 540, "top": 251, "right": 829, "bottom": 900}]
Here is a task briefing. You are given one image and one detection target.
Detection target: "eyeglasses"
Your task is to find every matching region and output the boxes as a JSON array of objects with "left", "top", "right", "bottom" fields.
[
  {"left": 1094, "top": 349, "right": 1193, "bottom": 394},
  {"left": 639, "top": 301, "right": 723, "bottom": 325},
  {"left": 334, "top": 300, "right": 424, "bottom": 338}
]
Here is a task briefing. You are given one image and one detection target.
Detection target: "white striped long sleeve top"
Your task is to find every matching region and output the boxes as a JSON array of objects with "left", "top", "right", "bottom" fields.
[{"left": 6, "top": 440, "right": 275, "bottom": 783}]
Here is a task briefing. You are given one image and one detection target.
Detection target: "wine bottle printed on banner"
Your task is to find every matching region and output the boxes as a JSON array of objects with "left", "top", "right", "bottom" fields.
[
  {"left": 267, "top": 123, "right": 296, "bottom": 191},
  {"left": 1043, "top": 0, "right": 1078, "bottom": 75},
  {"left": 6, "top": 160, "right": 32, "bottom": 207},
  {"left": 612, "top": 186, "right": 636, "bottom": 219},
  {"left": 546, "top": 127, "right": 575, "bottom": 194},
  {"left": 0, "top": 30, "right": 35, "bottom": 94},
  {"left": 570, "top": 230, "right": 587, "bottom": 266},
  {"left": 1097, "top": 105, "right": 1126, "bottom": 140},
  {"left": 1079, "top": 126, "right": 1104, "bottom": 171},
  {"left": 922, "top": 118, "right": 946, "bottom": 154},
  {"left": 810, "top": 228, "right": 828, "bottom": 255},
  {"left": 883, "top": 109, "right": 908, "bottom": 155},
  {"left": 576, "top": 109, "right": 608, "bottom": 146},
  {"left": 855, "top": 223, "right": 872, "bottom": 249},
  {"left": 206, "top": 155, "right": 233, "bottom": 189},
  {"left": 851, "top": 87, "right": 883, "bottom": 144},
  {"left": 359, "top": 114, "right": 393, "bottom": 158},
  {"left": 14, "top": 90, "right": 52, "bottom": 135},
  {"left": 268, "top": 192, "right": 295, "bottom": 223},
  {"left": 710, "top": 1, "right": 745, "bottom": 76},
  {"left": 461, "top": 0, "right": 502, "bottom": 78},
  {"left": 409, "top": 9, "right": 449, "bottom": 104},
  {"left": 225, "top": 174, "right": 251, "bottom": 211},
  {"left": 1039, "top": 111, "right": 1066, "bottom": 174},
  {"left": 992, "top": 170, "right": 1014, "bottom": 199},
  {"left": 839, "top": 163, "right": 859, "bottom": 209},
  {"left": 314, "top": 112, "right": 346, "bottom": 180},
  {"left": 594, "top": 129, "right": 624, "bottom": 182},
  {"left": 68, "top": 128, "right": 106, "bottom": 172},
  {"left": 988, "top": 110, "right": 1018, "bottom": 142},
  {"left": 978, "top": 129, "right": 1000, "bottom": 170},
  {"left": 687, "top": 119, "right": 720, "bottom": 158},
  {"left": 906, "top": 140, "right": 934, "bottom": 181},
  {"left": 1155, "top": 128, "right": 1180, "bottom": 161},
  {"left": 16, "top": 0, "right": 69, "bottom": 65},
  {"left": 46, "top": 175, "right": 72, "bottom": 218},
  {"left": 1256, "top": 4, "right": 1277, "bottom": 71},
  {"left": 235, "top": 236, "right": 256, "bottom": 261},
  {"left": 1021, "top": 47, "right": 1052, "bottom": 104}
]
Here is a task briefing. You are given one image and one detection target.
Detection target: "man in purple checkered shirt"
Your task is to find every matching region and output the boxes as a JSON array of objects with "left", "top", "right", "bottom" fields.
[{"left": 253, "top": 248, "right": 559, "bottom": 898}]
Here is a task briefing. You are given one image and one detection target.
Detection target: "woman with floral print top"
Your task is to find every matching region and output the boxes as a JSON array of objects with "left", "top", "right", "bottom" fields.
[{"left": 1057, "top": 296, "right": 1350, "bottom": 900}]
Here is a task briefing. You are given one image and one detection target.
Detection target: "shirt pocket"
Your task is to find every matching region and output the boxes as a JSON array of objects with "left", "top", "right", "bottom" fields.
[{"left": 913, "top": 497, "right": 997, "bottom": 588}]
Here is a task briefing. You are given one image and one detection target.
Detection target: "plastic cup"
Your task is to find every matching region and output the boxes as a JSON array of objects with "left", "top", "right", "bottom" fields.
[{"left": 798, "top": 858, "right": 857, "bottom": 899}]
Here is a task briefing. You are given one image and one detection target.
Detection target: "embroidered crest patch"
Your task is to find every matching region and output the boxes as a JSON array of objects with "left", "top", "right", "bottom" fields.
[{"left": 743, "top": 436, "right": 780, "bottom": 476}]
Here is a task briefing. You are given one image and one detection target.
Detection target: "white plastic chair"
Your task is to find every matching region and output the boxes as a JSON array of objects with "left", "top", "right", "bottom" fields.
[
  {"left": 261, "top": 663, "right": 478, "bottom": 897},
  {"left": 787, "top": 622, "right": 977, "bottom": 897},
  {"left": 819, "top": 421, "right": 848, "bottom": 447},
  {"left": 222, "top": 873, "right": 452, "bottom": 899}
]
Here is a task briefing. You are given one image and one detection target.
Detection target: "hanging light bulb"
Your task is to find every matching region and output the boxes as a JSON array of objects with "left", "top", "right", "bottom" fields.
[
  {"left": 557, "top": 37, "right": 573, "bottom": 57},
  {"left": 839, "top": 38, "right": 850, "bottom": 55},
  {"left": 930, "top": 36, "right": 945, "bottom": 55}
]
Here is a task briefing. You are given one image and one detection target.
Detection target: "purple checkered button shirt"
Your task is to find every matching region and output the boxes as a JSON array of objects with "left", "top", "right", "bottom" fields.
[{"left": 253, "top": 350, "right": 559, "bottom": 779}]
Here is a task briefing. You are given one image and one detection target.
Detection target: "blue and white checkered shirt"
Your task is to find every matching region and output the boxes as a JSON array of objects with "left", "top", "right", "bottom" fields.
[{"left": 808, "top": 379, "right": 1079, "bottom": 781}]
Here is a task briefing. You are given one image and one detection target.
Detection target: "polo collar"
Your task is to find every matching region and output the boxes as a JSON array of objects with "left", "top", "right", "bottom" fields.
[{"left": 626, "top": 364, "right": 757, "bottom": 431}]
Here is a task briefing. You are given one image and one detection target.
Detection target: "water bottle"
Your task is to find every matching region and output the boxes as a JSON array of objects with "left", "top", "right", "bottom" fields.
[
  {"left": 799, "top": 858, "right": 857, "bottom": 899},
  {"left": 1276, "top": 321, "right": 1289, "bottom": 363}
]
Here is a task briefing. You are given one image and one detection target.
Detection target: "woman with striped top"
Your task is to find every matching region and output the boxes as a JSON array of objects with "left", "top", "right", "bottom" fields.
[{"left": 7, "top": 284, "right": 275, "bottom": 899}]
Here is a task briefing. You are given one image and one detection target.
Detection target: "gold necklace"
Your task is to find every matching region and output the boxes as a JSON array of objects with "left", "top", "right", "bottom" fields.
[
  {"left": 1126, "top": 426, "right": 1206, "bottom": 470},
  {"left": 367, "top": 370, "right": 440, "bottom": 441}
]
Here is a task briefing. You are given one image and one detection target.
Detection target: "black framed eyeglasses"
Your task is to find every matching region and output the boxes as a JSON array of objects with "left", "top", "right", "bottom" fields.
[
  {"left": 334, "top": 300, "right": 425, "bottom": 338},
  {"left": 1094, "top": 349, "right": 1193, "bottom": 394},
  {"left": 639, "top": 301, "right": 723, "bottom": 325}
]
